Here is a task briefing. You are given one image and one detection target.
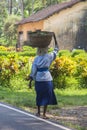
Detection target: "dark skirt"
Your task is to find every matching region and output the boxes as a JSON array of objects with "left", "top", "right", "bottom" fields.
[{"left": 35, "top": 81, "right": 57, "bottom": 106}]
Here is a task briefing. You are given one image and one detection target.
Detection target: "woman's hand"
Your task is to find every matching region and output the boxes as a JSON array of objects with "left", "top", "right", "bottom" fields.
[
  {"left": 25, "top": 75, "right": 33, "bottom": 89},
  {"left": 28, "top": 79, "right": 32, "bottom": 89},
  {"left": 25, "top": 75, "right": 33, "bottom": 80}
]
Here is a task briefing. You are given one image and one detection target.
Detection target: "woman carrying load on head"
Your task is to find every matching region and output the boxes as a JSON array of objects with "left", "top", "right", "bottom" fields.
[{"left": 28, "top": 32, "right": 59, "bottom": 119}]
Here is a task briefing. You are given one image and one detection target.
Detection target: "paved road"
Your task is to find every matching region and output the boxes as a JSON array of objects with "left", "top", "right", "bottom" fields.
[{"left": 0, "top": 103, "right": 72, "bottom": 130}]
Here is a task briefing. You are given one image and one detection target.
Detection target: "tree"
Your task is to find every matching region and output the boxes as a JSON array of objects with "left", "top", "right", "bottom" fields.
[
  {"left": 8, "top": 0, "right": 13, "bottom": 14},
  {"left": 3, "top": 15, "right": 21, "bottom": 46},
  {"left": 0, "top": 0, "right": 7, "bottom": 44},
  {"left": 20, "top": 0, "right": 24, "bottom": 18},
  {"left": 42, "top": 0, "right": 47, "bottom": 7},
  {"left": 0, "top": 0, "right": 66, "bottom": 46}
]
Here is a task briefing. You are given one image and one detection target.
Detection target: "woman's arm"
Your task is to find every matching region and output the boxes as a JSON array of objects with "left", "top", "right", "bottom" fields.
[
  {"left": 53, "top": 32, "right": 59, "bottom": 48},
  {"left": 52, "top": 32, "right": 59, "bottom": 60}
]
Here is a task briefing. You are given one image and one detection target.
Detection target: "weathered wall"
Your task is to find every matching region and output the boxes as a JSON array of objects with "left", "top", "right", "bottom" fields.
[
  {"left": 18, "top": 21, "right": 44, "bottom": 41},
  {"left": 44, "top": 1, "right": 87, "bottom": 50}
]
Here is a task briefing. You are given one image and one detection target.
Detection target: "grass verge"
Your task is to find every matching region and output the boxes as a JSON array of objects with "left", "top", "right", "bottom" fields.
[{"left": 0, "top": 87, "right": 87, "bottom": 130}]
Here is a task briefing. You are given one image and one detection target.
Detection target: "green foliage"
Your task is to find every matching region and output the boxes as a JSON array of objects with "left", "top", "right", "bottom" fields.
[
  {"left": 48, "top": 47, "right": 54, "bottom": 52},
  {"left": 0, "top": 87, "right": 87, "bottom": 109},
  {"left": 73, "top": 55, "right": 87, "bottom": 88},
  {"left": 0, "top": 46, "right": 87, "bottom": 90},
  {"left": 64, "top": 77, "right": 79, "bottom": 89},
  {"left": 78, "top": 77, "right": 87, "bottom": 89},
  {"left": 0, "top": 46, "right": 36, "bottom": 57},
  {"left": 50, "top": 49, "right": 87, "bottom": 89},
  {"left": 58, "top": 50, "right": 71, "bottom": 57},
  {"left": 0, "top": 53, "right": 30, "bottom": 87},
  {"left": 21, "top": 46, "right": 36, "bottom": 56},
  {"left": 71, "top": 49, "right": 86, "bottom": 57},
  {"left": 0, "top": 51, "right": 9, "bottom": 56},
  {"left": 22, "top": 46, "right": 33, "bottom": 51},
  {"left": 18, "top": 51, "right": 36, "bottom": 57},
  {"left": 0, "top": 1, "right": 7, "bottom": 45},
  {"left": 23, "top": 0, "right": 65, "bottom": 17},
  {"left": 50, "top": 56, "right": 77, "bottom": 89},
  {"left": 53, "top": 75, "right": 67, "bottom": 89},
  {"left": 3, "top": 15, "right": 21, "bottom": 46},
  {"left": 50, "top": 56, "right": 76, "bottom": 77},
  {"left": 0, "top": 1, "right": 7, "bottom": 33}
]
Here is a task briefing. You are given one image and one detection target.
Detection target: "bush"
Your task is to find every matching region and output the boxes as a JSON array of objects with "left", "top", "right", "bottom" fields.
[
  {"left": 58, "top": 50, "right": 71, "bottom": 57},
  {"left": 22, "top": 46, "right": 36, "bottom": 52},
  {"left": 71, "top": 49, "right": 86, "bottom": 57},
  {"left": 18, "top": 51, "right": 36, "bottom": 57},
  {"left": 0, "top": 51, "right": 9, "bottom": 56},
  {"left": 50, "top": 56, "right": 76, "bottom": 77},
  {"left": 0, "top": 46, "right": 87, "bottom": 90},
  {"left": 0, "top": 53, "right": 30, "bottom": 87},
  {"left": 0, "top": 46, "right": 7, "bottom": 51},
  {"left": 50, "top": 56, "right": 77, "bottom": 89}
]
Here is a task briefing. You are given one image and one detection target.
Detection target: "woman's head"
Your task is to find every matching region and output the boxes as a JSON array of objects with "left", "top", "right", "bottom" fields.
[{"left": 37, "top": 47, "right": 48, "bottom": 55}]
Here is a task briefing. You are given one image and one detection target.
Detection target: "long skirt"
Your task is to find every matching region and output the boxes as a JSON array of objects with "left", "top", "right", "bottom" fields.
[{"left": 35, "top": 81, "right": 57, "bottom": 106}]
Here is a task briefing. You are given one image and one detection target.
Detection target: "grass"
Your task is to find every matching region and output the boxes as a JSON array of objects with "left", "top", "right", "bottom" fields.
[
  {"left": 0, "top": 87, "right": 87, "bottom": 109},
  {"left": 56, "top": 88, "right": 87, "bottom": 107},
  {"left": 0, "top": 87, "right": 87, "bottom": 130},
  {"left": 59, "top": 121, "right": 86, "bottom": 130},
  {"left": 0, "top": 87, "right": 36, "bottom": 108}
]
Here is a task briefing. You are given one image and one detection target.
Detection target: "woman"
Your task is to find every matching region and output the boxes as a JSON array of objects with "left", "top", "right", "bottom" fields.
[{"left": 29, "top": 33, "right": 59, "bottom": 119}]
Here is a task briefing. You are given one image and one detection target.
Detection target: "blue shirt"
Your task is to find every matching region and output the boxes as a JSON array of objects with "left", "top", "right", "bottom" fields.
[{"left": 30, "top": 47, "right": 58, "bottom": 81}]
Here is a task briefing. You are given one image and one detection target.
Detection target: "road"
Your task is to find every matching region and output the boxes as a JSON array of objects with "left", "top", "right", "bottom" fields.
[{"left": 0, "top": 103, "right": 72, "bottom": 130}]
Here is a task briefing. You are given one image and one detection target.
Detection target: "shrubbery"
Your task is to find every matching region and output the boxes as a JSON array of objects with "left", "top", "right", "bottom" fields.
[
  {"left": 50, "top": 56, "right": 77, "bottom": 89},
  {"left": 0, "top": 45, "right": 87, "bottom": 89},
  {"left": 50, "top": 49, "right": 87, "bottom": 89},
  {"left": 0, "top": 53, "right": 33, "bottom": 88}
]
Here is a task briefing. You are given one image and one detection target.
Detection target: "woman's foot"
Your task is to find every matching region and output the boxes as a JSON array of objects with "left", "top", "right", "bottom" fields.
[
  {"left": 43, "top": 105, "right": 48, "bottom": 119},
  {"left": 42, "top": 115, "right": 49, "bottom": 119}
]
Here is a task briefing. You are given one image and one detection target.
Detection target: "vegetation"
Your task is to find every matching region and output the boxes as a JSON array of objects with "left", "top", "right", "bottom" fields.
[
  {"left": 0, "top": 0, "right": 69, "bottom": 46},
  {"left": 0, "top": 0, "right": 87, "bottom": 47},
  {"left": 3, "top": 15, "right": 21, "bottom": 46},
  {"left": 0, "top": 87, "right": 87, "bottom": 109},
  {"left": 0, "top": 1, "right": 87, "bottom": 129},
  {"left": 0, "top": 46, "right": 87, "bottom": 90},
  {"left": 0, "top": 46, "right": 87, "bottom": 130}
]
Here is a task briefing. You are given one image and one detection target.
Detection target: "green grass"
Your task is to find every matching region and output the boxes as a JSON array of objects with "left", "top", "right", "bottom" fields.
[
  {"left": 0, "top": 87, "right": 36, "bottom": 108},
  {"left": 0, "top": 87, "right": 87, "bottom": 109},
  {"left": 55, "top": 88, "right": 87, "bottom": 107},
  {"left": 0, "top": 87, "right": 87, "bottom": 130}
]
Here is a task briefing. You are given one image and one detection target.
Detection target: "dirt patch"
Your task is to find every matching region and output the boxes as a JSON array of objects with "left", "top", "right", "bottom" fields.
[
  {"left": 47, "top": 106, "right": 87, "bottom": 130},
  {"left": 24, "top": 106, "right": 87, "bottom": 130}
]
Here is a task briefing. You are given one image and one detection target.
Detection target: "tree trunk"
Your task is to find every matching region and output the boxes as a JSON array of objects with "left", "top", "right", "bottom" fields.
[
  {"left": 20, "top": 0, "right": 24, "bottom": 18},
  {"left": 8, "top": 0, "right": 12, "bottom": 14}
]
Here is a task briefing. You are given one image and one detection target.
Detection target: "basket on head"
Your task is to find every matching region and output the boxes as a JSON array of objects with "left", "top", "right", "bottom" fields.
[{"left": 28, "top": 30, "right": 53, "bottom": 48}]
